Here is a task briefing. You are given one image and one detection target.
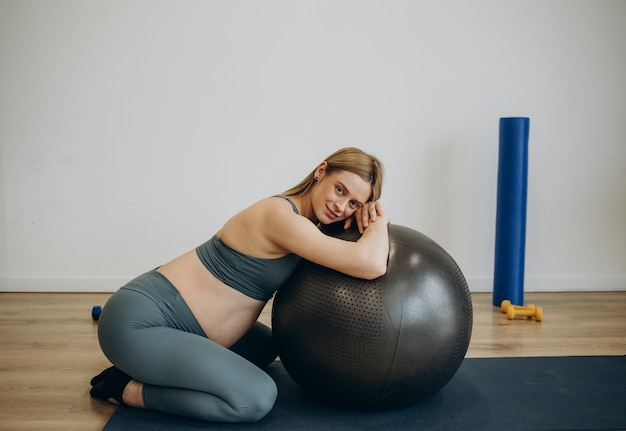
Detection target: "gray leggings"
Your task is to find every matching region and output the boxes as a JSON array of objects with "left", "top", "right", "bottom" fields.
[{"left": 97, "top": 270, "right": 278, "bottom": 423}]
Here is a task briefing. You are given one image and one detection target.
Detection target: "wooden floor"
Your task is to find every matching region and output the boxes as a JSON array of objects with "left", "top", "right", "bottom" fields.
[{"left": 1, "top": 291, "right": 625, "bottom": 431}]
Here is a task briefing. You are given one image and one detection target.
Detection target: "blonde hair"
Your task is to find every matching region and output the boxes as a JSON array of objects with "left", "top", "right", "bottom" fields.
[{"left": 283, "top": 147, "right": 384, "bottom": 202}]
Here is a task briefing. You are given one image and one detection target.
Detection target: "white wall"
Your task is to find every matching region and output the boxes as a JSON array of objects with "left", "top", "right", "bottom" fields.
[
  {"left": 1, "top": 0, "right": 624, "bottom": 292},
  {"left": 0, "top": 127, "right": 6, "bottom": 291}
]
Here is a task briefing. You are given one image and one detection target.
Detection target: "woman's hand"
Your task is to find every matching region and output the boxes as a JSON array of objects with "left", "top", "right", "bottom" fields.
[{"left": 343, "top": 201, "right": 390, "bottom": 234}]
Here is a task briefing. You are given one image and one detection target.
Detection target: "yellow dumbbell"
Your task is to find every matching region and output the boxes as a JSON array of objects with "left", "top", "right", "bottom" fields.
[
  {"left": 506, "top": 304, "right": 543, "bottom": 322},
  {"left": 500, "top": 299, "right": 535, "bottom": 313}
]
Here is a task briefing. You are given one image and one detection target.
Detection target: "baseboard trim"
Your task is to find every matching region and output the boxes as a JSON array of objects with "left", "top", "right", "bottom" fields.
[
  {"left": 1, "top": 275, "right": 624, "bottom": 293},
  {"left": 467, "top": 275, "right": 626, "bottom": 293}
]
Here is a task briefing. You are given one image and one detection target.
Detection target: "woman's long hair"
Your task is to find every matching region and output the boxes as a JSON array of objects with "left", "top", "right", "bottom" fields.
[{"left": 283, "top": 147, "right": 384, "bottom": 202}]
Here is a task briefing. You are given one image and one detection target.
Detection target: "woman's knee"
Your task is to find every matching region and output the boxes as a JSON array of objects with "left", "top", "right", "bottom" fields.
[{"left": 233, "top": 374, "right": 278, "bottom": 423}]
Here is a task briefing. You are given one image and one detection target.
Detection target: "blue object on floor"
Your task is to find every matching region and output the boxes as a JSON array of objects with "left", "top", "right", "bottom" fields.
[
  {"left": 493, "top": 117, "right": 529, "bottom": 307},
  {"left": 92, "top": 305, "right": 102, "bottom": 321}
]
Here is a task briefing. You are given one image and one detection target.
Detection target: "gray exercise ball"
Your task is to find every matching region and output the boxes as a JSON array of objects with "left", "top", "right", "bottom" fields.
[{"left": 272, "top": 223, "right": 473, "bottom": 409}]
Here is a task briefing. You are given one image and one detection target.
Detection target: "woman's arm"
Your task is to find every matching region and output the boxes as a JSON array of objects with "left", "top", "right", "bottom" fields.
[{"left": 267, "top": 200, "right": 390, "bottom": 280}]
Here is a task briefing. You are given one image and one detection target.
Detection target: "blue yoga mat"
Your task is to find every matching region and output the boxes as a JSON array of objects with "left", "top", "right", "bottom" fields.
[
  {"left": 493, "top": 117, "right": 530, "bottom": 307},
  {"left": 102, "top": 356, "right": 626, "bottom": 431}
]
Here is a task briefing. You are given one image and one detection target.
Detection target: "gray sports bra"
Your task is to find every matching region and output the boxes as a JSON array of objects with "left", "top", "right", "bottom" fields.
[{"left": 195, "top": 196, "right": 302, "bottom": 301}]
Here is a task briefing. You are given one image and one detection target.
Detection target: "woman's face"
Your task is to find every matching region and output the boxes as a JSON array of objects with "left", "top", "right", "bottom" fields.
[{"left": 312, "top": 168, "right": 372, "bottom": 225}]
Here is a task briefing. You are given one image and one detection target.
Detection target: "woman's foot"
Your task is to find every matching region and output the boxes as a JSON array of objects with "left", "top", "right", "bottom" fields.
[
  {"left": 90, "top": 367, "right": 132, "bottom": 405},
  {"left": 90, "top": 366, "right": 115, "bottom": 386}
]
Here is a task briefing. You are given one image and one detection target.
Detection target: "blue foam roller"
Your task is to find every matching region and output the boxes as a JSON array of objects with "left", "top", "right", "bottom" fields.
[{"left": 493, "top": 117, "right": 529, "bottom": 307}]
